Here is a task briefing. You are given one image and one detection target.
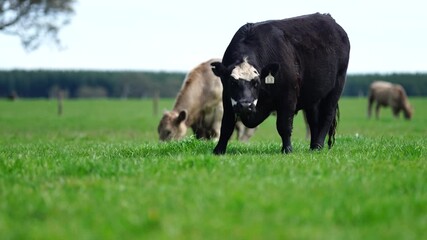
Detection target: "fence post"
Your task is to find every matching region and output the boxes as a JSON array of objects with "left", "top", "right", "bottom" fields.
[
  {"left": 153, "top": 91, "right": 159, "bottom": 116},
  {"left": 57, "top": 90, "right": 64, "bottom": 116}
]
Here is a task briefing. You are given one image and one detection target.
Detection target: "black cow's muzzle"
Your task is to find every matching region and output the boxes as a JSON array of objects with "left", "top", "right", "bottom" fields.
[{"left": 233, "top": 101, "right": 256, "bottom": 114}]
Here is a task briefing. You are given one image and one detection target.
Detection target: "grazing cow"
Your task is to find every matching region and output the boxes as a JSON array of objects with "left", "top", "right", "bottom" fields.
[
  {"left": 367, "top": 81, "right": 413, "bottom": 120},
  {"left": 211, "top": 13, "right": 350, "bottom": 154},
  {"left": 157, "top": 58, "right": 255, "bottom": 141}
]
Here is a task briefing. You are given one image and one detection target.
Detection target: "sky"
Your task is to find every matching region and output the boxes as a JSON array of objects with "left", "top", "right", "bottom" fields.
[{"left": 1, "top": 0, "right": 426, "bottom": 74}]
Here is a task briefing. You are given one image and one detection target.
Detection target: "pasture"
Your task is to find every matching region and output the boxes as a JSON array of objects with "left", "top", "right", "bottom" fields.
[{"left": 0, "top": 98, "right": 426, "bottom": 239}]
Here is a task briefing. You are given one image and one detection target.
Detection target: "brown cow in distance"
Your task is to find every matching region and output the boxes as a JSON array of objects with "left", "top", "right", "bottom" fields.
[
  {"left": 367, "top": 81, "right": 413, "bottom": 120},
  {"left": 157, "top": 58, "right": 255, "bottom": 141}
]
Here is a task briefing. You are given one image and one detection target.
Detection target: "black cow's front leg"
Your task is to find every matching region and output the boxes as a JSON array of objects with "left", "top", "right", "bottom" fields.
[
  {"left": 213, "top": 108, "right": 236, "bottom": 155},
  {"left": 276, "top": 110, "right": 294, "bottom": 154}
]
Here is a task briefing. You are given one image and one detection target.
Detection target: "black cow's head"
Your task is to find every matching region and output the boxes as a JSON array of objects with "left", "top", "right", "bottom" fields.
[{"left": 211, "top": 58, "right": 279, "bottom": 114}]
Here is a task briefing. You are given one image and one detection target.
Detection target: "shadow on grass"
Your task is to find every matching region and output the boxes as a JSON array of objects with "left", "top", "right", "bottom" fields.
[{"left": 118, "top": 136, "right": 309, "bottom": 157}]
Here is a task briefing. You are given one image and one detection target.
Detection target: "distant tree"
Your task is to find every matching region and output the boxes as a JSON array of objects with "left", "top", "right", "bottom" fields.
[{"left": 0, "top": 0, "right": 76, "bottom": 50}]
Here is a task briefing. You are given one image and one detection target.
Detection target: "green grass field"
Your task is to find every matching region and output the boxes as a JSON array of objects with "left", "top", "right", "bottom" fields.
[{"left": 0, "top": 98, "right": 426, "bottom": 240}]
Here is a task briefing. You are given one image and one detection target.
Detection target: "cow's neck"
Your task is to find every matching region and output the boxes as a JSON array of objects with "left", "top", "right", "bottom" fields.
[{"left": 173, "top": 79, "right": 202, "bottom": 125}]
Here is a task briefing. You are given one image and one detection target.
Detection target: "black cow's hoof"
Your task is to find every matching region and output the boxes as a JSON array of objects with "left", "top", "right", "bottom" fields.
[
  {"left": 310, "top": 143, "right": 323, "bottom": 151},
  {"left": 213, "top": 147, "right": 226, "bottom": 155},
  {"left": 282, "top": 146, "right": 293, "bottom": 154}
]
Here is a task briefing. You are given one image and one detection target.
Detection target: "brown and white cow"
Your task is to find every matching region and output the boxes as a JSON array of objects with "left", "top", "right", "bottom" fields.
[
  {"left": 367, "top": 81, "right": 413, "bottom": 120},
  {"left": 157, "top": 58, "right": 255, "bottom": 141}
]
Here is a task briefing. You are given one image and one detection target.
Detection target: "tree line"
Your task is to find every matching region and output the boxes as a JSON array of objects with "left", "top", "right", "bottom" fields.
[
  {"left": 0, "top": 70, "right": 184, "bottom": 99},
  {"left": 0, "top": 70, "right": 426, "bottom": 99}
]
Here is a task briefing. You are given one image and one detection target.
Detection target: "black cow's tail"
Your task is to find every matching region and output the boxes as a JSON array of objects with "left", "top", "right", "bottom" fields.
[{"left": 327, "top": 105, "right": 339, "bottom": 149}]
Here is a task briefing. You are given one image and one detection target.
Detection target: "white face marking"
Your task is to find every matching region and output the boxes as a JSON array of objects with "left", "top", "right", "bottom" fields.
[
  {"left": 253, "top": 99, "right": 258, "bottom": 106},
  {"left": 230, "top": 57, "right": 259, "bottom": 81}
]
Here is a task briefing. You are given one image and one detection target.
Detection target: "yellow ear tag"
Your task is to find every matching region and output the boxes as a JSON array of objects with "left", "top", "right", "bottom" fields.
[{"left": 265, "top": 73, "right": 275, "bottom": 84}]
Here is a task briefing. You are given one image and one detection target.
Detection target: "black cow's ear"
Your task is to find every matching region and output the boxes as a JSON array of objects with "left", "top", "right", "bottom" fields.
[
  {"left": 261, "top": 63, "right": 280, "bottom": 78},
  {"left": 211, "top": 62, "right": 227, "bottom": 77},
  {"left": 175, "top": 110, "right": 187, "bottom": 125}
]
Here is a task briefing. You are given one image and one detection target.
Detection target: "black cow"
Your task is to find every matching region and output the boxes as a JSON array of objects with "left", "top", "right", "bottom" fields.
[{"left": 211, "top": 13, "right": 350, "bottom": 154}]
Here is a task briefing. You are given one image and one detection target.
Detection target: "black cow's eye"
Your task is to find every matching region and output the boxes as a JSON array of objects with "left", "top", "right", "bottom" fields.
[{"left": 251, "top": 79, "right": 259, "bottom": 87}]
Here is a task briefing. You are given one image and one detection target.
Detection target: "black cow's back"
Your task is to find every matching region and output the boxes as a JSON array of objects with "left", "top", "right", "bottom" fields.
[{"left": 223, "top": 13, "right": 349, "bottom": 105}]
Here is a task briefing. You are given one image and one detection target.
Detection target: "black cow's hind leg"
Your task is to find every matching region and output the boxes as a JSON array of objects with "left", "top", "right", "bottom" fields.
[
  {"left": 315, "top": 100, "right": 337, "bottom": 150},
  {"left": 276, "top": 110, "right": 294, "bottom": 154},
  {"left": 312, "top": 78, "right": 343, "bottom": 150},
  {"left": 304, "top": 106, "right": 323, "bottom": 150}
]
